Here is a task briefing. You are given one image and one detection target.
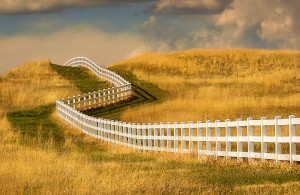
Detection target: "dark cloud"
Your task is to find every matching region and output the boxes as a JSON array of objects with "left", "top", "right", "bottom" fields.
[
  {"left": 0, "top": 0, "right": 157, "bottom": 15},
  {"left": 152, "top": 0, "right": 233, "bottom": 15}
]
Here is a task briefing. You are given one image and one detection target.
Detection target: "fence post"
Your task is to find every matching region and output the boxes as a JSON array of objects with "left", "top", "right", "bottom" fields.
[
  {"left": 181, "top": 122, "right": 186, "bottom": 153},
  {"left": 275, "top": 116, "right": 281, "bottom": 163},
  {"left": 88, "top": 92, "right": 91, "bottom": 109},
  {"left": 206, "top": 120, "right": 211, "bottom": 157},
  {"left": 225, "top": 119, "right": 231, "bottom": 160},
  {"left": 78, "top": 95, "right": 81, "bottom": 109},
  {"left": 148, "top": 123, "right": 152, "bottom": 150},
  {"left": 112, "top": 87, "right": 115, "bottom": 103},
  {"left": 132, "top": 123, "right": 136, "bottom": 149},
  {"left": 137, "top": 123, "right": 141, "bottom": 150},
  {"left": 167, "top": 122, "right": 171, "bottom": 153},
  {"left": 93, "top": 92, "right": 96, "bottom": 107},
  {"left": 142, "top": 123, "right": 146, "bottom": 151},
  {"left": 154, "top": 123, "right": 158, "bottom": 152},
  {"left": 197, "top": 121, "right": 202, "bottom": 160},
  {"left": 118, "top": 121, "right": 122, "bottom": 145},
  {"left": 174, "top": 122, "right": 179, "bottom": 153},
  {"left": 160, "top": 122, "right": 164, "bottom": 152},
  {"left": 247, "top": 117, "right": 253, "bottom": 162},
  {"left": 107, "top": 88, "right": 111, "bottom": 105},
  {"left": 189, "top": 121, "right": 193, "bottom": 153},
  {"left": 128, "top": 122, "right": 132, "bottom": 148},
  {"left": 289, "top": 115, "right": 296, "bottom": 164},
  {"left": 121, "top": 85, "right": 124, "bottom": 101},
  {"left": 103, "top": 89, "right": 106, "bottom": 106},
  {"left": 123, "top": 121, "right": 127, "bottom": 145},
  {"left": 97, "top": 90, "right": 101, "bottom": 106},
  {"left": 117, "top": 87, "right": 119, "bottom": 102},
  {"left": 261, "top": 117, "right": 267, "bottom": 162},
  {"left": 72, "top": 96, "right": 76, "bottom": 109},
  {"left": 237, "top": 118, "right": 242, "bottom": 162},
  {"left": 215, "top": 120, "right": 221, "bottom": 159}
]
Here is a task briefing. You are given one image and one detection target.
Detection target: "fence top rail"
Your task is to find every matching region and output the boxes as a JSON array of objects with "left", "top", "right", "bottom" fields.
[
  {"left": 56, "top": 99, "right": 300, "bottom": 127},
  {"left": 64, "top": 56, "right": 129, "bottom": 86}
]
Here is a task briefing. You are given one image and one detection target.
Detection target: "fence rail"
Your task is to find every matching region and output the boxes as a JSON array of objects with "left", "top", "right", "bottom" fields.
[{"left": 56, "top": 57, "right": 300, "bottom": 163}]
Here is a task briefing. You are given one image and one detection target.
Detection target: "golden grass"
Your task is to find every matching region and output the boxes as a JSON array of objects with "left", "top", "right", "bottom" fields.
[
  {"left": 0, "top": 59, "right": 80, "bottom": 113},
  {"left": 111, "top": 49, "right": 300, "bottom": 125},
  {"left": 1, "top": 114, "right": 299, "bottom": 194},
  {"left": 1, "top": 52, "right": 300, "bottom": 194}
]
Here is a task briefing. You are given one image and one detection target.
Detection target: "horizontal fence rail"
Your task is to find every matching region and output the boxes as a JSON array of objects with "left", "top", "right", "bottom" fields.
[{"left": 57, "top": 57, "right": 300, "bottom": 163}]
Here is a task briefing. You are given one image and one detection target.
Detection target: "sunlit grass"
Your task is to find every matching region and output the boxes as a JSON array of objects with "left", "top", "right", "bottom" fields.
[
  {"left": 1, "top": 50, "right": 300, "bottom": 194},
  {"left": 0, "top": 59, "right": 80, "bottom": 113},
  {"left": 111, "top": 49, "right": 300, "bottom": 127}
]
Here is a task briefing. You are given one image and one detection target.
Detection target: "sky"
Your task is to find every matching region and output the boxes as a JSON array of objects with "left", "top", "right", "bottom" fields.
[{"left": 0, "top": 0, "right": 299, "bottom": 74}]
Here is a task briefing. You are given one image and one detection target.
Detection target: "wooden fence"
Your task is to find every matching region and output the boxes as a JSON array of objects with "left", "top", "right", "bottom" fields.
[{"left": 56, "top": 57, "right": 300, "bottom": 163}]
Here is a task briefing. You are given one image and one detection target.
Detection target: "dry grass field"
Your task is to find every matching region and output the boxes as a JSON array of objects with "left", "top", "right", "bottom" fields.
[
  {"left": 1, "top": 50, "right": 300, "bottom": 194},
  {"left": 0, "top": 59, "right": 80, "bottom": 113},
  {"left": 112, "top": 49, "right": 300, "bottom": 125}
]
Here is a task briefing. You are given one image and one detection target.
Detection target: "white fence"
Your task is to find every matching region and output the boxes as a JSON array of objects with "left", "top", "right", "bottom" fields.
[
  {"left": 57, "top": 57, "right": 300, "bottom": 163},
  {"left": 62, "top": 57, "right": 132, "bottom": 110}
]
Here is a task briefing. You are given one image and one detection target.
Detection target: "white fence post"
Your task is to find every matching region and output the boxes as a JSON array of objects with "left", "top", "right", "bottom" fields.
[
  {"left": 215, "top": 120, "right": 220, "bottom": 159},
  {"left": 142, "top": 123, "right": 146, "bottom": 151},
  {"left": 261, "top": 117, "right": 267, "bottom": 162},
  {"left": 206, "top": 120, "right": 211, "bottom": 157},
  {"left": 247, "top": 117, "right": 253, "bottom": 162},
  {"left": 197, "top": 121, "right": 202, "bottom": 160},
  {"left": 154, "top": 123, "right": 158, "bottom": 152},
  {"left": 148, "top": 123, "right": 152, "bottom": 150},
  {"left": 181, "top": 122, "right": 186, "bottom": 153},
  {"left": 225, "top": 119, "right": 231, "bottom": 160},
  {"left": 174, "top": 122, "right": 178, "bottom": 153},
  {"left": 289, "top": 115, "right": 296, "bottom": 164},
  {"left": 160, "top": 122, "right": 164, "bottom": 152},
  {"left": 189, "top": 121, "right": 193, "bottom": 153},
  {"left": 167, "top": 122, "right": 171, "bottom": 153},
  {"left": 137, "top": 123, "right": 141, "bottom": 150},
  {"left": 275, "top": 116, "right": 281, "bottom": 163},
  {"left": 237, "top": 118, "right": 242, "bottom": 162}
]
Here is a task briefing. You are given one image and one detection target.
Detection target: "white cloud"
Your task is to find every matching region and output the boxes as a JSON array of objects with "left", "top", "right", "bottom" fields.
[
  {"left": 144, "top": 0, "right": 300, "bottom": 50},
  {"left": 215, "top": 0, "right": 300, "bottom": 49},
  {"left": 0, "top": 25, "right": 145, "bottom": 75}
]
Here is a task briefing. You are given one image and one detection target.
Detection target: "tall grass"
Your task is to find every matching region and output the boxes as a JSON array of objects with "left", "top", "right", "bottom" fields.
[
  {"left": 0, "top": 59, "right": 80, "bottom": 113},
  {"left": 111, "top": 49, "right": 300, "bottom": 124},
  {"left": 1, "top": 52, "right": 300, "bottom": 194},
  {"left": 1, "top": 113, "right": 300, "bottom": 194}
]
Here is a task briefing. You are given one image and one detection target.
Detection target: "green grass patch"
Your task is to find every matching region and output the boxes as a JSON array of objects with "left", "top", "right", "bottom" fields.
[
  {"left": 7, "top": 104, "right": 154, "bottom": 163},
  {"left": 83, "top": 67, "right": 170, "bottom": 120},
  {"left": 51, "top": 64, "right": 112, "bottom": 93}
]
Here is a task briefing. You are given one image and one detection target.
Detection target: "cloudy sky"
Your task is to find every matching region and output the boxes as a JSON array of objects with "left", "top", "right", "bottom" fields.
[{"left": 0, "top": 0, "right": 299, "bottom": 74}]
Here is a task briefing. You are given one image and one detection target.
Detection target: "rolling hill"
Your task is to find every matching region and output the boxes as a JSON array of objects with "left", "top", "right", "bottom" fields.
[{"left": 0, "top": 49, "right": 300, "bottom": 194}]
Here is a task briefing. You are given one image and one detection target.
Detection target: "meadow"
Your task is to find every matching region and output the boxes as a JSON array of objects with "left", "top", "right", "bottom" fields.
[
  {"left": 112, "top": 49, "right": 300, "bottom": 125},
  {"left": 0, "top": 49, "right": 300, "bottom": 194}
]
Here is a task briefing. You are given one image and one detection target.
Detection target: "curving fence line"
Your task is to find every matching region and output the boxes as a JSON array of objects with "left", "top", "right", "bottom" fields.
[{"left": 56, "top": 57, "right": 300, "bottom": 163}]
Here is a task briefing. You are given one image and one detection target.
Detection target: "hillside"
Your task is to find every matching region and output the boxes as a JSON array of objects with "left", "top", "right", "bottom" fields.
[
  {"left": 111, "top": 49, "right": 300, "bottom": 123},
  {"left": 0, "top": 59, "right": 81, "bottom": 113},
  {"left": 0, "top": 51, "right": 300, "bottom": 194}
]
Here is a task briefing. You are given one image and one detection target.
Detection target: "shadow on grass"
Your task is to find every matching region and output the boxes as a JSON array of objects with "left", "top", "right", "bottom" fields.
[{"left": 83, "top": 67, "right": 170, "bottom": 120}]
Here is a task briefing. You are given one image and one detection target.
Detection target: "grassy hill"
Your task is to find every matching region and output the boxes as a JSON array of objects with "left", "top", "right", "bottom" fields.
[
  {"left": 0, "top": 50, "right": 300, "bottom": 194},
  {"left": 111, "top": 49, "right": 300, "bottom": 124}
]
